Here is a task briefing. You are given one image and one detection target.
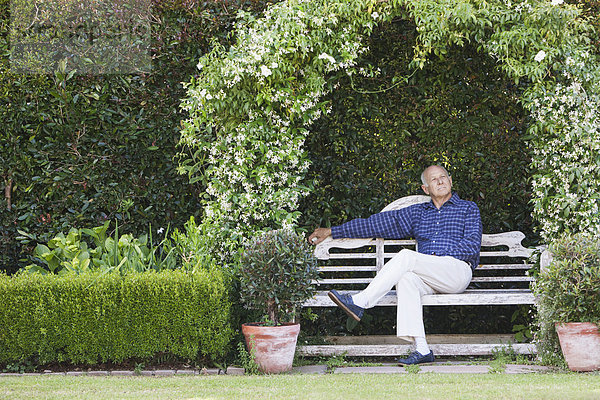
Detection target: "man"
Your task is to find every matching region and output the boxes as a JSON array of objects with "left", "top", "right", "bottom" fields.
[{"left": 308, "top": 165, "right": 482, "bottom": 365}]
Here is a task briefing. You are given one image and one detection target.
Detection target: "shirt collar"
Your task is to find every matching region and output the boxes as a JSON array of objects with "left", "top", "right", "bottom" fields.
[{"left": 423, "top": 192, "right": 460, "bottom": 209}]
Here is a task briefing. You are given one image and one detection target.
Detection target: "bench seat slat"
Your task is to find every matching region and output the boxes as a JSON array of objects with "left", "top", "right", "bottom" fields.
[
  {"left": 326, "top": 252, "right": 532, "bottom": 260},
  {"left": 318, "top": 263, "right": 532, "bottom": 272},
  {"left": 381, "top": 240, "right": 417, "bottom": 246},
  {"left": 384, "top": 252, "right": 528, "bottom": 258},
  {"left": 477, "top": 264, "right": 532, "bottom": 270},
  {"left": 318, "top": 266, "right": 378, "bottom": 272},
  {"left": 478, "top": 251, "right": 530, "bottom": 257},
  {"left": 326, "top": 253, "right": 378, "bottom": 259},
  {"left": 304, "top": 289, "right": 535, "bottom": 306},
  {"left": 313, "top": 276, "right": 533, "bottom": 285},
  {"left": 471, "top": 276, "right": 533, "bottom": 282}
]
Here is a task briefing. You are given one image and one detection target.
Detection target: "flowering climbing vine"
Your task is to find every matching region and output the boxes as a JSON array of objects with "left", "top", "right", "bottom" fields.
[
  {"left": 480, "top": 1, "right": 600, "bottom": 241},
  {"left": 179, "top": 0, "right": 600, "bottom": 259},
  {"left": 528, "top": 52, "right": 600, "bottom": 240},
  {"left": 179, "top": 0, "right": 383, "bottom": 258}
]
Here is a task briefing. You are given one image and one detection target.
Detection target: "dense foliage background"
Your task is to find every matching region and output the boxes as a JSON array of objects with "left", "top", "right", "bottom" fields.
[
  {"left": 1, "top": 0, "right": 599, "bottom": 361},
  {"left": 3, "top": 1, "right": 598, "bottom": 273},
  {"left": 0, "top": 0, "right": 277, "bottom": 274},
  {"left": 176, "top": 0, "right": 600, "bottom": 345}
]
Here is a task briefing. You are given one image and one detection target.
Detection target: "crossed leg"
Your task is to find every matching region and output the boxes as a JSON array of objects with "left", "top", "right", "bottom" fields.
[{"left": 351, "top": 249, "right": 472, "bottom": 340}]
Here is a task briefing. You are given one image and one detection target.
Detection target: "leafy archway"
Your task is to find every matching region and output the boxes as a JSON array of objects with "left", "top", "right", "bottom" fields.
[
  {"left": 179, "top": 0, "right": 600, "bottom": 257},
  {"left": 300, "top": 19, "right": 533, "bottom": 236}
]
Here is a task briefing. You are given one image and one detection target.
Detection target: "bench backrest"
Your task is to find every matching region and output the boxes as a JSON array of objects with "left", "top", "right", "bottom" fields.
[{"left": 314, "top": 195, "right": 534, "bottom": 291}]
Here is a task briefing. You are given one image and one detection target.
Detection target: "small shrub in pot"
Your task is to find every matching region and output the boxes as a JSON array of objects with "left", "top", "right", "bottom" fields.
[
  {"left": 534, "top": 233, "right": 600, "bottom": 368},
  {"left": 238, "top": 228, "right": 319, "bottom": 326}
]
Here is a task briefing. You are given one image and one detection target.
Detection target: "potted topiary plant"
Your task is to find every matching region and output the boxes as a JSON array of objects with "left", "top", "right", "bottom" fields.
[
  {"left": 238, "top": 228, "right": 319, "bottom": 374},
  {"left": 535, "top": 233, "right": 600, "bottom": 371}
]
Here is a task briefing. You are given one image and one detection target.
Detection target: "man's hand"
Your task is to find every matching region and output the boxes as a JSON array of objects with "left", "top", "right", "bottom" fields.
[{"left": 308, "top": 228, "right": 332, "bottom": 245}]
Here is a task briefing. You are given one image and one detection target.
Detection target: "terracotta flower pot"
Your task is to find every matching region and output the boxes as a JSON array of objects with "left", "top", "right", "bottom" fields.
[
  {"left": 555, "top": 322, "right": 600, "bottom": 372},
  {"left": 242, "top": 322, "right": 300, "bottom": 374}
]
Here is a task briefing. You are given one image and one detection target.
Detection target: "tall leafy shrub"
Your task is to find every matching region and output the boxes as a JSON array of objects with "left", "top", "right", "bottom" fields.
[{"left": 0, "top": 0, "right": 277, "bottom": 274}]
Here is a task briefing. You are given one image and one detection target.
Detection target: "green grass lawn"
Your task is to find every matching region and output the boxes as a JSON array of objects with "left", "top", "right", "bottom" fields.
[{"left": 1, "top": 373, "right": 599, "bottom": 400}]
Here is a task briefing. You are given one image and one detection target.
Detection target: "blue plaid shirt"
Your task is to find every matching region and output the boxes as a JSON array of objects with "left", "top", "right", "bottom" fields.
[{"left": 331, "top": 193, "right": 482, "bottom": 269}]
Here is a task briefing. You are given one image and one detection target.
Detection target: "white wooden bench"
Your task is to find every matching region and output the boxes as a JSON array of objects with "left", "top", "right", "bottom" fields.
[{"left": 298, "top": 195, "right": 537, "bottom": 357}]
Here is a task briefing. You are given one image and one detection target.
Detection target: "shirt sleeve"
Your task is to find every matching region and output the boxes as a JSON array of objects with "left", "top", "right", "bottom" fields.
[
  {"left": 444, "top": 202, "right": 482, "bottom": 262},
  {"left": 330, "top": 206, "right": 415, "bottom": 239}
]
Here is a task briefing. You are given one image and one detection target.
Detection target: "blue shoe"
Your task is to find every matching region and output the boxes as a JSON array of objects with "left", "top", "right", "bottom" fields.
[
  {"left": 328, "top": 290, "right": 364, "bottom": 321},
  {"left": 396, "top": 351, "right": 435, "bottom": 365}
]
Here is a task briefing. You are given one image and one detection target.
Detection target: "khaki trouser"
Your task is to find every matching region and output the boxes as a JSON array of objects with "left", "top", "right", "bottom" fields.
[{"left": 352, "top": 249, "right": 472, "bottom": 341}]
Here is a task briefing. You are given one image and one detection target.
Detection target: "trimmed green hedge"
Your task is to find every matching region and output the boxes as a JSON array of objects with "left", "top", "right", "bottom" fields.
[{"left": 0, "top": 269, "right": 232, "bottom": 366}]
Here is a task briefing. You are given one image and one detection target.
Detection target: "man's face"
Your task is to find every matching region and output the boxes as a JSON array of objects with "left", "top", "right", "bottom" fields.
[{"left": 422, "top": 166, "right": 453, "bottom": 199}]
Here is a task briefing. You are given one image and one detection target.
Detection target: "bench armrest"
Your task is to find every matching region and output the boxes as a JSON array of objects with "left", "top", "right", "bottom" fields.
[
  {"left": 539, "top": 248, "right": 553, "bottom": 274},
  {"left": 314, "top": 237, "right": 377, "bottom": 260}
]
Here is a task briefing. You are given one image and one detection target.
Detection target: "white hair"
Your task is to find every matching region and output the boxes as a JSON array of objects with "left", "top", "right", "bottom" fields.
[{"left": 421, "top": 165, "right": 450, "bottom": 187}]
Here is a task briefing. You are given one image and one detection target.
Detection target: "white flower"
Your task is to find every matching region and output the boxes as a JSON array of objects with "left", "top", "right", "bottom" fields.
[
  {"left": 372, "top": 12, "right": 379, "bottom": 19},
  {"left": 198, "top": 88, "right": 213, "bottom": 100},
  {"left": 260, "top": 65, "right": 272, "bottom": 77},
  {"left": 551, "top": 0, "right": 564, "bottom": 5},
  {"left": 157, "top": 227, "right": 164, "bottom": 234},
  {"left": 534, "top": 50, "right": 546, "bottom": 62},
  {"left": 318, "top": 52, "right": 336, "bottom": 64}
]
